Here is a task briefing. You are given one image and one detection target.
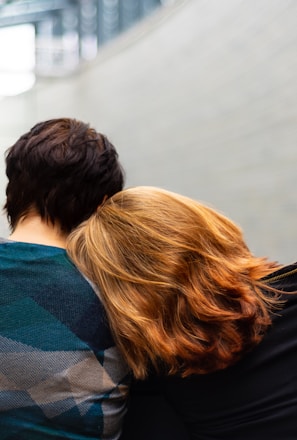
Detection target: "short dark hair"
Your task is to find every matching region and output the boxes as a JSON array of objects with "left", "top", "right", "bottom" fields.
[{"left": 4, "top": 118, "right": 125, "bottom": 233}]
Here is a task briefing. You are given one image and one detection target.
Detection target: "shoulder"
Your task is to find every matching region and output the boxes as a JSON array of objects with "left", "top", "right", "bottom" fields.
[
  {"left": 263, "top": 262, "right": 297, "bottom": 293},
  {"left": 0, "top": 241, "right": 115, "bottom": 349}
]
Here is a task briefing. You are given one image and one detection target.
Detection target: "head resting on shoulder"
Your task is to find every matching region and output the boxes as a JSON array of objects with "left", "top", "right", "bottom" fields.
[
  {"left": 67, "top": 186, "right": 280, "bottom": 379},
  {"left": 4, "top": 117, "right": 124, "bottom": 234}
]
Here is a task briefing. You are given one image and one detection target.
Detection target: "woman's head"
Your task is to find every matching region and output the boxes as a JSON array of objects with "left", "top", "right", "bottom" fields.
[
  {"left": 4, "top": 118, "right": 124, "bottom": 234},
  {"left": 67, "top": 186, "right": 279, "bottom": 379}
]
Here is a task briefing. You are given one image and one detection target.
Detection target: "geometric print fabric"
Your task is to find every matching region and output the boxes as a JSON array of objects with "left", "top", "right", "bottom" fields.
[{"left": 0, "top": 241, "right": 130, "bottom": 439}]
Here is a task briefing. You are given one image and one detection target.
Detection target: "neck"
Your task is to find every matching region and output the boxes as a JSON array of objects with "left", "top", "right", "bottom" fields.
[{"left": 9, "top": 215, "right": 67, "bottom": 249}]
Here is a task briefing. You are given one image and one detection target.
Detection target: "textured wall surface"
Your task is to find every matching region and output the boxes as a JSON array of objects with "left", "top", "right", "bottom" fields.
[{"left": 0, "top": 0, "right": 296, "bottom": 263}]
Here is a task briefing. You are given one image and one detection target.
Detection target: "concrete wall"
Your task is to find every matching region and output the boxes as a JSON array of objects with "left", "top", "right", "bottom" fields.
[{"left": 0, "top": 0, "right": 297, "bottom": 264}]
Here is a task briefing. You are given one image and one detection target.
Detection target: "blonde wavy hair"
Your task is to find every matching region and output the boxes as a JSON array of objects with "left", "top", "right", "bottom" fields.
[{"left": 67, "top": 186, "right": 280, "bottom": 379}]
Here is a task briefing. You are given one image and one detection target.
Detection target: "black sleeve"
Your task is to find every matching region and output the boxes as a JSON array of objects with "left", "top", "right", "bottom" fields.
[{"left": 120, "top": 377, "right": 189, "bottom": 440}]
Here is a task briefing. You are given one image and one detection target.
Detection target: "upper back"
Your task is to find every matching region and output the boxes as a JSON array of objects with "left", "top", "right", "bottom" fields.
[
  {"left": 0, "top": 240, "right": 129, "bottom": 439},
  {"left": 165, "top": 263, "right": 297, "bottom": 440}
]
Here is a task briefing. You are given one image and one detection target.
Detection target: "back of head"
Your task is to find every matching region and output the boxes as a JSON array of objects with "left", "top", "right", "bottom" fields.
[
  {"left": 68, "top": 186, "right": 279, "bottom": 379},
  {"left": 4, "top": 118, "right": 124, "bottom": 233}
]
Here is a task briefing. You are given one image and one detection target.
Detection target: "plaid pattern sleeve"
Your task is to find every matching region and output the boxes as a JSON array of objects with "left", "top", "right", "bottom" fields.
[{"left": 0, "top": 240, "right": 130, "bottom": 440}]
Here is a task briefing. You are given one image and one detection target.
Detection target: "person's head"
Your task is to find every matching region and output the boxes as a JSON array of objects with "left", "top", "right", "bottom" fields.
[
  {"left": 67, "top": 186, "right": 279, "bottom": 379},
  {"left": 4, "top": 118, "right": 124, "bottom": 234}
]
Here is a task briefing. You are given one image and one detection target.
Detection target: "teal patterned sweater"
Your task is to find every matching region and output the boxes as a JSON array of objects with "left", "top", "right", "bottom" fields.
[{"left": 0, "top": 239, "right": 130, "bottom": 439}]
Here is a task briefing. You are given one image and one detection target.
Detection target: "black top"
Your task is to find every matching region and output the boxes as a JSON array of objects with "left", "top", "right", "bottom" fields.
[{"left": 122, "top": 263, "right": 297, "bottom": 440}]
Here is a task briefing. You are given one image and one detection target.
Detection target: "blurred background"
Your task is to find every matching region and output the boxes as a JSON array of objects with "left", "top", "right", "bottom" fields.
[{"left": 0, "top": 0, "right": 296, "bottom": 264}]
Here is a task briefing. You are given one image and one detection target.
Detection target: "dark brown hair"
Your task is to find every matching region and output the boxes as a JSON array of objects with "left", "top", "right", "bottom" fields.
[
  {"left": 4, "top": 118, "right": 124, "bottom": 233},
  {"left": 67, "top": 186, "right": 281, "bottom": 379}
]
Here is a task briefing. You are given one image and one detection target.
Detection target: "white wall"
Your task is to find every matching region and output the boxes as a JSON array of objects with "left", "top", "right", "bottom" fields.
[{"left": 1, "top": 0, "right": 297, "bottom": 263}]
